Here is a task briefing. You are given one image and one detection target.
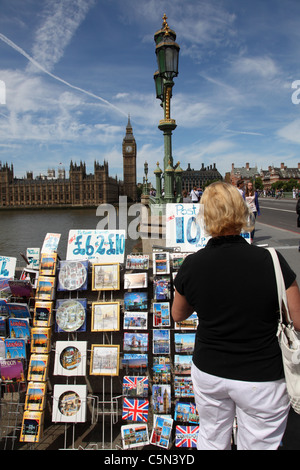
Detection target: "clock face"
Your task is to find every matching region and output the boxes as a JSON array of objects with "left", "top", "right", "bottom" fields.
[{"left": 125, "top": 145, "right": 133, "bottom": 153}]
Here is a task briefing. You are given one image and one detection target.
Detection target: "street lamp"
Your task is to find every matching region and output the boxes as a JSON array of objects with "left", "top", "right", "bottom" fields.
[
  {"left": 155, "top": 16, "right": 180, "bottom": 80},
  {"left": 153, "top": 14, "right": 181, "bottom": 203}
]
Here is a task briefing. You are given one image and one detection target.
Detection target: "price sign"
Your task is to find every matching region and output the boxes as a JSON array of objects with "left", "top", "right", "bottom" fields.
[
  {"left": 165, "top": 204, "right": 210, "bottom": 252},
  {"left": 0, "top": 255, "right": 17, "bottom": 278},
  {"left": 66, "top": 229, "right": 126, "bottom": 263}
]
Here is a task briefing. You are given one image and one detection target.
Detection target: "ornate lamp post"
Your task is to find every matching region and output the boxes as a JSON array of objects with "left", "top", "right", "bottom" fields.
[
  {"left": 154, "top": 14, "right": 181, "bottom": 203},
  {"left": 144, "top": 161, "right": 149, "bottom": 195}
]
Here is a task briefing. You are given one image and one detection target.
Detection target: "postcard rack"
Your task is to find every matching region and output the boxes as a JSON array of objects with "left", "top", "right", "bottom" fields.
[
  {"left": 90, "top": 327, "right": 121, "bottom": 450},
  {"left": 0, "top": 382, "right": 26, "bottom": 450}
]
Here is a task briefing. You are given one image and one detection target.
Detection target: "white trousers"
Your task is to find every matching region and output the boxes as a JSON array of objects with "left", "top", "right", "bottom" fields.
[{"left": 191, "top": 364, "right": 290, "bottom": 450}]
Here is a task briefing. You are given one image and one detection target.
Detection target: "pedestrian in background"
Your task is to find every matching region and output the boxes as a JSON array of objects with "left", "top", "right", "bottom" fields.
[
  {"left": 190, "top": 186, "right": 200, "bottom": 203},
  {"left": 236, "top": 179, "right": 244, "bottom": 196},
  {"left": 296, "top": 197, "right": 300, "bottom": 228},
  {"left": 182, "top": 189, "right": 191, "bottom": 203},
  {"left": 244, "top": 181, "right": 260, "bottom": 241},
  {"left": 172, "top": 181, "right": 300, "bottom": 450}
]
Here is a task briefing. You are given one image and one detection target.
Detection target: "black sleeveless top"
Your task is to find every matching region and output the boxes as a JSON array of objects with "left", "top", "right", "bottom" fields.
[{"left": 174, "top": 236, "right": 296, "bottom": 382}]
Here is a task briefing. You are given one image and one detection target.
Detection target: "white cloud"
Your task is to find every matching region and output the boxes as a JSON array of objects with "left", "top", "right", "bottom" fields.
[
  {"left": 27, "top": 0, "right": 96, "bottom": 73},
  {"left": 277, "top": 118, "right": 300, "bottom": 144},
  {"left": 231, "top": 56, "right": 279, "bottom": 79}
]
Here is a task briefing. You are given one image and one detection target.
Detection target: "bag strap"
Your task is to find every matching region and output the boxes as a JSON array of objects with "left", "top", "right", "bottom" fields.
[{"left": 267, "top": 247, "right": 292, "bottom": 325}]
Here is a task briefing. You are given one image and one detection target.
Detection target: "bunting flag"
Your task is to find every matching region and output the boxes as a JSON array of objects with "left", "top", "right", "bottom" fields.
[
  {"left": 122, "top": 398, "right": 149, "bottom": 422},
  {"left": 175, "top": 425, "right": 199, "bottom": 448}
]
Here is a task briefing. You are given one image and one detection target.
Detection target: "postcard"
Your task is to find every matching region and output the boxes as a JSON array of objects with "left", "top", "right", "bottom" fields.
[
  {"left": 171, "top": 253, "right": 190, "bottom": 270},
  {"left": 35, "top": 275, "right": 56, "bottom": 301},
  {"left": 122, "top": 398, "right": 149, "bottom": 423},
  {"left": 174, "top": 333, "right": 195, "bottom": 354},
  {"left": 122, "top": 376, "right": 149, "bottom": 397},
  {"left": 92, "top": 263, "right": 120, "bottom": 291},
  {"left": 124, "top": 272, "right": 148, "bottom": 290},
  {"left": 121, "top": 424, "right": 149, "bottom": 449},
  {"left": 174, "top": 312, "right": 198, "bottom": 330},
  {"left": 153, "top": 276, "right": 171, "bottom": 301},
  {"left": 175, "top": 425, "right": 199, "bottom": 448},
  {"left": 174, "top": 355, "right": 193, "bottom": 375},
  {"left": 122, "top": 354, "right": 148, "bottom": 374},
  {"left": 91, "top": 302, "right": 120, "bottom": 331},
  {"left": 152, "top": 356, "right": 171, "bottom": 384},
  {"left": 123, "top": 333, "right": 148, "bottom": 353},
  {"left": 153, "top": 302, "right": 170, "bottom": 327},
  {"left": 174, "top": 402, "right": 199, "bottom": 424},
  {"left": 124, "top": 292, "right": 147, "bottom": 311},
  {"left": 152, "top": 384, "right": 171, "bottom": 414},
  {"left": 123, "top": 311, "right": 147, "bottom": 330},
  {"left": 150, "top": 415, "right": 173, "bottom": 449},
  {"left": 90, "top": 344, "right": 119, "bottom": 376},
  {"left": 126, "top": 255, "right": 149, "bottom": 270},
  {"left": 152, "top": 252, "right": 170, "bottom": 275},
  {"left": 174, "top": 376, "right": 194, "bottom": 398},
  {"left": 152, "top": 329, "right": 170, "bottom": 355}
]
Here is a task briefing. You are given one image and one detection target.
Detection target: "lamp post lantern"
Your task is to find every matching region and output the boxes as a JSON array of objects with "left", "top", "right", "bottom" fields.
[{"left": 153, "top": 14, "right": 181, "bottom": 204}]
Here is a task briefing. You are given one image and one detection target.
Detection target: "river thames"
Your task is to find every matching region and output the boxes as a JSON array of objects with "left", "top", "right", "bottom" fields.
[{"left": 0, "top": 207, "right": 122, "bottom": 265}]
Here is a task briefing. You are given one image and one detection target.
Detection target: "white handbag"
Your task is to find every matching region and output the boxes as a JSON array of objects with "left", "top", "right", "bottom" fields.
[{"left": 268, "top": 247, "right": 300, "bottom": 414}]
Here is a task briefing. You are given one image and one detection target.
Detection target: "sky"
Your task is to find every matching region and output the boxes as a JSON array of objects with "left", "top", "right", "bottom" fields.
[{"left": 1, "top": 0, "right": 300, "bottom": 186}]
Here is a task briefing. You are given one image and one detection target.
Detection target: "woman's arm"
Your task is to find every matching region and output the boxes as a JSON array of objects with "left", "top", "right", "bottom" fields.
[
  {"left": 286, "top": 280, "right": 300, "bottom": 331},
  {"left": 172, "top": 288, "right": 195, "bottom": 323}
]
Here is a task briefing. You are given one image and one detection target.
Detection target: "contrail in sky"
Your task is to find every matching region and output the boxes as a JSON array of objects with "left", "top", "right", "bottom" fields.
[{"left": 0, "top": 32, "right": 127, "bottom": 118}]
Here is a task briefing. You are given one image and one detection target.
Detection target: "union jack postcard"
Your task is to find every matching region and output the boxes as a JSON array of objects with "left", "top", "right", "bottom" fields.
[
  {"left": 122, "top": 376, "right": 149, "bottom": 397},
  {"left": 175, "top": 425, "right": 199, "bottom": 448},
  {"left": 122, "top": 398, "right": 149, "bottom": 422}
]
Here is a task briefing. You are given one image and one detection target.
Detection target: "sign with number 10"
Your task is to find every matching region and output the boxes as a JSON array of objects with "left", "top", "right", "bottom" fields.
[{"left": 166, "top": 204, "right": 210, "bottom": 252}]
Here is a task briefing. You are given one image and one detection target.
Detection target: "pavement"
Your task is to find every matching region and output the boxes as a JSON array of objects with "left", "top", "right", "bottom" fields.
[
  {"left": 254, "top": 220, "right": 300, "bottom": 280},
  {"left": 253, "top": 220, "right": 300, "bottom": 450}
]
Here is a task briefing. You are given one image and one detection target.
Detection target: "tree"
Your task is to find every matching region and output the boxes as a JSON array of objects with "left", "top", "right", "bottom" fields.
[{"left": 254, "top": 177, "right": 263, "bottom": 191}]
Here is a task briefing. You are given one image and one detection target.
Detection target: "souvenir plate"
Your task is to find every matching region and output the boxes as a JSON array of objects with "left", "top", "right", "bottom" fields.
[
  {"left": 58, "top": 261, "right": 88, "bottom": 291},
  {"left": 56, "top": 300, "right": 86, "bottom": 332}
]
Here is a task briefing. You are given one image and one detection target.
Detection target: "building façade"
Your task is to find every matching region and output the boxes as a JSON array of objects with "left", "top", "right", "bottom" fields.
[{"left": 0, "top": 119, "right": 138, "bottom": 209}]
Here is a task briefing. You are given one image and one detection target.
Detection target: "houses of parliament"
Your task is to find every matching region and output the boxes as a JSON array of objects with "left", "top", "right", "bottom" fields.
[{"left": 0, "top": 117, "right": 137, "bottom": 209}]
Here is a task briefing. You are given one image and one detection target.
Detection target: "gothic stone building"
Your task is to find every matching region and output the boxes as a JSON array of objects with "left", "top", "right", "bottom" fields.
[
  {"left": 0, "top": 119, "right": 137, "bottom": 208},
  {"left": 0, "top": 161, "right": 124, "bottom": 208},
  {"left": 181, "top": 163, "right": 223, "bottom": 192}
]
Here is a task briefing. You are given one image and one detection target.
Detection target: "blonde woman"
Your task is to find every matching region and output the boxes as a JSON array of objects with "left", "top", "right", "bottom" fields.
[{"left": 172, "top": 182, "right": 300, "bottom": 450}]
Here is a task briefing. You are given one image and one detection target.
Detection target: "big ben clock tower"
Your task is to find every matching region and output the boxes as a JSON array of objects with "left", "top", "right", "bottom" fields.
[{"left": 123, "top": 115, "right": 137, "bottom": 201}]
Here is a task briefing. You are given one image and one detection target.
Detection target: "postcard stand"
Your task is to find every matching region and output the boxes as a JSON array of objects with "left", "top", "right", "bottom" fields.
[
  {"left": 0, "top": 382, "right": 26, "bottom": 450},
  {"left": 93, "top": 329, "right": 121, "bottom": 450},
  {"left": 57, "top": 396, "right": 97, "bottom": 451}
]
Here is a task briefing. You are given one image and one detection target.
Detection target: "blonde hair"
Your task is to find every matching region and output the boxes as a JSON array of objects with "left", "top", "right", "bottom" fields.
[{"left": 200, "top": 182, "right": 253, "bottom": 237}]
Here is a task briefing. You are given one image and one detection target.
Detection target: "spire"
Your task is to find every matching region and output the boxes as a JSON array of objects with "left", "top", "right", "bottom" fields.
[
  {"left": 124, "top": 114, "right": 134, "bottom": 141},
  {"left": 126, "top": 114, "right": 132, "bottom": 134}
]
